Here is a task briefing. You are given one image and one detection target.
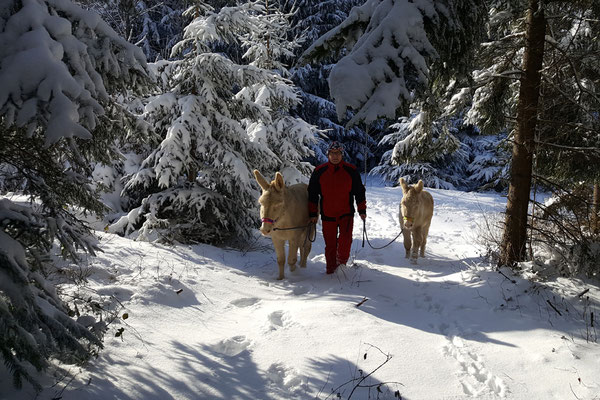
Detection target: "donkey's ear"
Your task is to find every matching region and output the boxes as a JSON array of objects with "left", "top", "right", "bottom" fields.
[
  {"left": 414, "top": 180, "right": 424, "bottom": 193},
  {"left": 399, "top": 178, "right": 410, "bottom": 193},
  {"left": 274, "top": 172, "right": 285, "bottom": 190},
  {"left": 254, "top": 170, "right": 270, "bottom": 191}
]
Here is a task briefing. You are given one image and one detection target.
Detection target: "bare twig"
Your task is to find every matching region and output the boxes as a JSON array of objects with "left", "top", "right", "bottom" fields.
[
  {"left": 322, "top": 344, "right": 403, "bottom": 400},
  {"left": 569, "top": 383, "right": 582, "bottom": 400}
]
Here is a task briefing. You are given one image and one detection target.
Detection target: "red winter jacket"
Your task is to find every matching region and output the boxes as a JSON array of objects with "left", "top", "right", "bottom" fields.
[{"left": 308, "top": 161, "right": 366, "bottom": 221}]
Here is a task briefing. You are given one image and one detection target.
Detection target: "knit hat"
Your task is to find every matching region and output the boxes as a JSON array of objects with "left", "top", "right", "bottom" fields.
[{"left": 327, "top": 141, "right": 344, "bottom": 154}]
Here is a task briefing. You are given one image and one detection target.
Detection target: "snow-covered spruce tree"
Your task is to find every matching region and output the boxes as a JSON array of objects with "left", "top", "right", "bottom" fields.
[
  {"left": 288, "top": 0, "right": 375, "bottom": 168},
  {"left": 300, "top": 0, "right": 488, "bottom": 181},
  {"left": 115, "top": 1, "right": 314, "bottom": 244},
  {"left": 372, "top": 4, "right": 515, "bottom": 188},
  {"left": 0, "top": 0, "right": 149, "bottom": 389},
  {"left": 372, "top": 112, "right": 461, "bottom": 189},
  {"left": 373, "top": 109, "right": 511, "bottom": 190},
  {"left": 287, "top": 0, "right": 363, "bottom": 56},
  {"left": 301, "top": 0, "right": 487, "bottom": 128},
  {"left": 237, "top": 1, "right": 315, "bottom": 179},
  {"left": 458, "top": 129, "right": 510, "bottom": 192}
]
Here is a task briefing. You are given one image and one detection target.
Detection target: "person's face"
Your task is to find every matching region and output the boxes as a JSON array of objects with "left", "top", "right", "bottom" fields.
[{"left": 328, "top": 150, "right": 343, "bottom": 165}]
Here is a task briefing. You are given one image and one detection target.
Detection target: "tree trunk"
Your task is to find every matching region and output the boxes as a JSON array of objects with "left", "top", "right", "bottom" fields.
[
  {"left": 593, "top": 182, "right": 600, "bottom": 234},
  {"left": 499, "top": 0, "right": 546, "bottom": 267}
]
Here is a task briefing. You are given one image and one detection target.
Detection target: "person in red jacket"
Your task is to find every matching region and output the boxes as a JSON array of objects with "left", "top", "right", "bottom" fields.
[{"left": 308, "top": 141, "right": 367, "bottom": 274}]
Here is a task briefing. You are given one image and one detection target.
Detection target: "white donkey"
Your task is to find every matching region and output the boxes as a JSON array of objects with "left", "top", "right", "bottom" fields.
[
  {"left": 399, "top": 178, "right": 434, "bottom": 262},
  {"left": 254, "top": 170, "right": 313, "bottom": 280}
]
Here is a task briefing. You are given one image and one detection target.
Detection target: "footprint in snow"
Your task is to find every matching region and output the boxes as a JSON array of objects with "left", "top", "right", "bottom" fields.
[
  {"left": 266, "top": 363, "right": 306, "bottom": 392},
  {"left": 409, "top": 270, "right": 427, "bottom": 285},
  {"left": 211, "top": 335, "right": 251, "bottom": 357},
  {"left": 230, "top": 297, "right": 261, "bottom": 307},
  {"left": 438, "top": 322, "right": 450, "bottom": 335},
  {"left": 292, "top": 285, "right": 311, "bottom": 296},
  {"left": 442, "top": 328, "right": 506, "bottom": 397},
  {"left": 266, "top": 310, "right": 291, "bottom": 331},
  {"left": 428, "top": 301, "right": 444, "bottom": 314}
]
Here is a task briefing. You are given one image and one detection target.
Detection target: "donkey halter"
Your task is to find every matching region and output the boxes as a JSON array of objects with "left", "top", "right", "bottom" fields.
[
  {"left": 262, "top": 217, "right": 277, "bottom": 224},
  {"left": 403, "top": 216, "right": 414, "bottom": 223}
]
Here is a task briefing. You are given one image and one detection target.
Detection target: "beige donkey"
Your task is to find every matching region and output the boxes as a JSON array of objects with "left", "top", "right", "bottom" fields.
[
  {"left": 254, "top": 170, "right": 313, "bottom": 280},
  {"left": 399, "top": 178, "right": 434, "bottom": 262}
]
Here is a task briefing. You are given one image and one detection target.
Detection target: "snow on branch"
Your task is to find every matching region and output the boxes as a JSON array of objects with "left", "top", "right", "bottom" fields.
[
  {"left": 0, "top": 0, "right": 148, "bottom": 146},
  {"left": 301, "top": 0, "right": 440, "bottom": 127}
]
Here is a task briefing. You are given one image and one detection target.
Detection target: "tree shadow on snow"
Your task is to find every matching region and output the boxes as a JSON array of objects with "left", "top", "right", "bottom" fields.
[
  {"left": 346, "top": 251, "right": 597, "bottom": 347},
  {"left": 53, "top": 339, "right": 286, "bottom": 400}
]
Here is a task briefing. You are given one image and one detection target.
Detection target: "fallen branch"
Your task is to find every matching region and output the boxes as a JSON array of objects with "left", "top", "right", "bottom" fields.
[
  {"left": 356, "top": 297, "right": 368, "bottom": 308},
  {"left": 577, "top": 288, "right": 590, "bottom": 298},
  {"left": 498, "top": 269, "right": 516, "bottom": 283},
  {"left": 547, "top": 300, "right": 563, "bottom": 316}
]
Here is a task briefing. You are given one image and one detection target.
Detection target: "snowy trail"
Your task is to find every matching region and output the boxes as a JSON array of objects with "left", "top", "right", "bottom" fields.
[{"left": 6, "top": 186, "right": 600, "bottom": 400}]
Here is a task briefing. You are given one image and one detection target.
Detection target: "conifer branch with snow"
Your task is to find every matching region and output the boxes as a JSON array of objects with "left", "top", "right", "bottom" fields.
[{"left": 0, "top": 0, "right": 150, "bottom": 389}]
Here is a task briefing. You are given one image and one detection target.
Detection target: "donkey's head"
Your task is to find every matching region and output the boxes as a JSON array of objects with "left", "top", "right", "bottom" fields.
[
  {"left": 399, "top": 178, "right": 425, "bottom": 230},
  {"left": 254, "top": 170, "right": 286, "bottom": 236}
]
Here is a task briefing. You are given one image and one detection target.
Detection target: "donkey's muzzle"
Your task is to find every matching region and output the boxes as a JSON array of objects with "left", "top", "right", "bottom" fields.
[{"left": 260, "top": 218, "right": 274, "bottom": 236}]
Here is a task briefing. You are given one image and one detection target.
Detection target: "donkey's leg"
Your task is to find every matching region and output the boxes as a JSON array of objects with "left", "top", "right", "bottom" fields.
[
  {"left": 400, "top": 214, "right": 412, "bottom": 258},
  {"left": 411, "top": 227, "right": 423, "bottom": 261},
  {"left": 402, "top": 229, "right": 412, "bottom": 258},
  {"left": 300, "top": 233, "right": 311, "bottom": 268},
  {"left": 288, "top": 238, "right": 299, "bottom": 272},
  {"left": 272, "top": 237, "right": 286, "bottom": 280},
  {"left": 420, "top": 222, "right": 431, "bottom": 257}
]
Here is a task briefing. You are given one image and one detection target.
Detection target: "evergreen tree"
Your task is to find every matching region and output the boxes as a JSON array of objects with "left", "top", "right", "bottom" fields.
[
  {"left": 373, "top": 112, "right": 460, "bottom": 189},
  {"left": 0, "top": 0, "right": 149, "bottom": 389},
  {"left": 301, "top": 0, "right": 487, "bottom": 128},
  {"left": 300, "top": 0, "right": 487, "bottom": 176},
  {"left": 113, "top": 1, "right": 314, "bottom": 244},
  {"left": 287, "top": 0, "right": 363, "bottom": 56},
  {"left": 372, "top": 108, "right": 511, "bottom": 190},
  {"left": 289, "top": 0, "right": 374, "bottom": 169}
]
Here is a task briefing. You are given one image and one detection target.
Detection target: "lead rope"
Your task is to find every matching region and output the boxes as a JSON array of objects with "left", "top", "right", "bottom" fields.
[
  {"left": 272, "top": 222, "right": 317, "bottom": 245},
  {"left": 360, "top": 123, "right": 404, "bottom": 250},
  {"left": 306, "top": 221, "right": 316, "bottom": 246},
  {"left": 362, "top": 219, "right": 404, "bottom": 249}
]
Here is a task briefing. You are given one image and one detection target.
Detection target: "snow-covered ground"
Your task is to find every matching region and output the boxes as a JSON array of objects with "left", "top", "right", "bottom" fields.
[{"left": 3, "top": 185, "right": 600, "bottom": 400}]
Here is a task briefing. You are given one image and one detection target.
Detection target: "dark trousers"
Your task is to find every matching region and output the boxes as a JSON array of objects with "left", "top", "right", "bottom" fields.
[{"left": 322, "top": 216, "right": 354, "bottom": 272}]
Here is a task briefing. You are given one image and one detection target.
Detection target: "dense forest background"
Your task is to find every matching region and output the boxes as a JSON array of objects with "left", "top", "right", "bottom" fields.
[{"left": 1, "top": 0, "right": 599, "bottom": 391}]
